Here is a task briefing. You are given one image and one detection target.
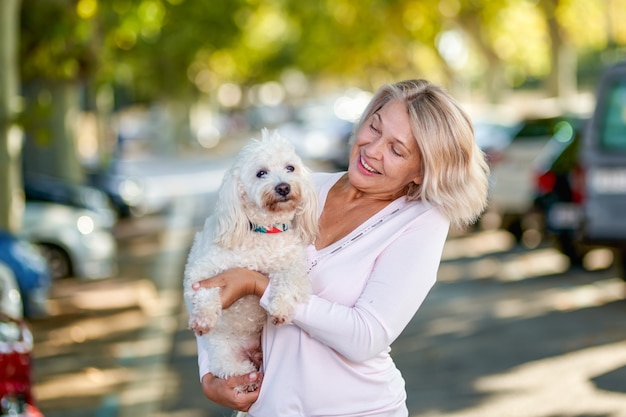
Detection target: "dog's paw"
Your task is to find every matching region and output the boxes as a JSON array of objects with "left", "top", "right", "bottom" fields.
[
  {"left": 270, "top": 313, "right": 291, "bottom": 326},
  {"left": 188, "top": 318, "right": 212, "bottom": 336},
  {"left": 188, "top": 310, "right": 220, "bottom": 335},
  {"left": 267, "top": 298, "right": 296, "bottom": 326}
]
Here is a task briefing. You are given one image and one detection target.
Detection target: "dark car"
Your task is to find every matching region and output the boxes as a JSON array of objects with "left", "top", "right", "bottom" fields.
[
  {"left": 531, "top": 119, "right": 587, "bottom": 264},
  {"left": 486, "top": 115, "right": 584, "bottom": 241}
]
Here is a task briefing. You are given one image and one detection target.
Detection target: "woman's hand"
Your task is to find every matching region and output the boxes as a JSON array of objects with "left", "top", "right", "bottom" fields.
[
  {"left": 192, "top": 268, "right": 269, "bottom": 309},
  {"left": 202, "top": 371, "right": 264, "bottom": 411}
]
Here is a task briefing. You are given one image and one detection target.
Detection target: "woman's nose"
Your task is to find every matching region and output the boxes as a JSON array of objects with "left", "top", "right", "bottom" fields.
[{"left": 363, "top": 136, "right": 384, "bottom": 158}]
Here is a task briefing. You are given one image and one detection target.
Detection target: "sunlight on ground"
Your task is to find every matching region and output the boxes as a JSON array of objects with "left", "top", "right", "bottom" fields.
[
  {"left": 425, "top": 230, "right": 626, "bottom": 337},
  {"left": 33, "top": 309, "right": 148, "bottom": 357},
  {"left": 438, "top": 247, "right": 570, "bottom": 283},
  {"left": 118, "top": 366, "right": 172, "bottom": 409},
  {"left": 35, "top": 367, "right": 131, "bottom": 402},
  {"left": 439, "top": 228, "right": 618, "bottom": 284},
  {"left": 442, "top": 230, "right": 515, "bottom": 260},
  {"left": 492, "top": 277, "right": 626, "bottom": 319},
  {"left": 496, "top": 249, "right": 570, "bottom": 281},
  {"left": 174, "top": 336, "right": 200, "bottom": 357},
  {"left": 155, "top": 410, "right": 205, "bottom": 417},
  {"left": 584, "top": 247, "right": 615, "bottom": 271},
  {"left": 413, "top": 341, "right": 626, "bottom": 417},
  {"left": 410, "top": 230, "right": 626, "bottom": 417},
  {"left": 47, "top": 279, "right": 158, "bottom": 314},
  {"left": 114, "top": 333, "right": 175, "bottom": 362},
  {"left": 440, "top": 229, "right": 573, "bottom": 283}
]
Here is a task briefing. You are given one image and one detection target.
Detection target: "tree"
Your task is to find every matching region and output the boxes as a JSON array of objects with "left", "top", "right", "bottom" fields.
[{"left": 0, "top": 0, "right": 23, "bottom": 232}]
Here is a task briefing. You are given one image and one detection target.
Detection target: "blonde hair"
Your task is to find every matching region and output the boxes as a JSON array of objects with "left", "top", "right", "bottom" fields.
[{"left": 355, "top": 79, "right": 490, "bottom": 228}]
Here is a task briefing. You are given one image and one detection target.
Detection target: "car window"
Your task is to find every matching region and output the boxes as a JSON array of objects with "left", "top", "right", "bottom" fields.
[{"left": 599, "top": 79, "right": 626, "bottom": 150}]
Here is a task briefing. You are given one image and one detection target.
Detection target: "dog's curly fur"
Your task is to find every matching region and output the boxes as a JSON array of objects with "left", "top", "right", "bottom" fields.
[{"left": 183, "top": 129, "right": 318, "bottom": 390}]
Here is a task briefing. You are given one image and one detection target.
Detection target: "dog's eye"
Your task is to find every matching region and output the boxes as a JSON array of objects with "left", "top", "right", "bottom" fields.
[
  {"left": 285, "top": 165, "right": 295, "bottom": 172},
  {"left": 256, "top": 170, "right": 267, "bottom": 178}
]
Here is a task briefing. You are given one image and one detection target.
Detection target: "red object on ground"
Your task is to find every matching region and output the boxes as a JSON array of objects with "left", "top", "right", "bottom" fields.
[{"left": 0, "top": 313, "right": 44, "bottom": 416}]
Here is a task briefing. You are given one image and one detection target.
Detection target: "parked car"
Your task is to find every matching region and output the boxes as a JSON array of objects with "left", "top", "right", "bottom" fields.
[
  {"left": 578, "top": 60, "right": 626, "bottom": 279},
  {"left": 86, "top": 159, "right": 171, "bottom": 218},
  {"left": 23, "top": 173, "right": 117, "bottom": 229},
  {"left": 19, "top": 201, "right": 118, "bottom": 280},
  {"left": 0, "top": 313, "right": 45, "bottom": 416},
  {"left": 0, "top": 231, "right": 50, "bottom": 318},
  {"left": 486, "top": 114, "right": 585, "bottom": 241},
  {"left": 531, "top": 119, "right": 587, "bottom": 264}
]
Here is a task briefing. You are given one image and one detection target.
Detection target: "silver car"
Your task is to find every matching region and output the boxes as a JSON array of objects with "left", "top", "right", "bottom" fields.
[
  {"left": 20, "top": 201, "right": 118, "bottom": 280},
  {"left": 580, "top": 60, "right": 626, "bottom": 279}
]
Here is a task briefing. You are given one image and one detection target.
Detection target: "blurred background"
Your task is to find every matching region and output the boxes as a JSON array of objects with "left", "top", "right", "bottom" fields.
[{"left": 1, "top": 0, "right": 626, "bottom": 416}]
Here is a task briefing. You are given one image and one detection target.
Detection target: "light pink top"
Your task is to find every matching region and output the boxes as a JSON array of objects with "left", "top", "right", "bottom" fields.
[{"left": 198, "top": 172, "right": 450, "bottom": 416}]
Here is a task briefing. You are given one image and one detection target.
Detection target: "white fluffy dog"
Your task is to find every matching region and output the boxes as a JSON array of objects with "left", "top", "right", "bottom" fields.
[{"left": 183, "top": 129, "right": 318, "bottom": 389}]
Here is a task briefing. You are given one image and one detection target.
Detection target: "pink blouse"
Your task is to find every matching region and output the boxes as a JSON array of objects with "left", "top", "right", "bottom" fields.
[{"left": 198, "top": 172, "right": 450, "bottom": 416}]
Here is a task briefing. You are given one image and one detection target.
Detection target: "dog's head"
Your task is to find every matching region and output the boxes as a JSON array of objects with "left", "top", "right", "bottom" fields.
[{"left": 214, "top": 129, "right": 319, "bottom": 248}]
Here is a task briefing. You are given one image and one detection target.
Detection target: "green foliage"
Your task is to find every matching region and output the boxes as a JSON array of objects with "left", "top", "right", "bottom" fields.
[
  {"left": 20, "top": 0, "right": 98, "bottom": 80},
  {"left": 18, "top": 0, "right": 626, "bottom": 105}
]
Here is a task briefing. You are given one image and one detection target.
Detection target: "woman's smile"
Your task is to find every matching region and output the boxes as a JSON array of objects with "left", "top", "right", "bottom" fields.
[{"left": 358, "top": 155, "right": 381, "bottom": 175}]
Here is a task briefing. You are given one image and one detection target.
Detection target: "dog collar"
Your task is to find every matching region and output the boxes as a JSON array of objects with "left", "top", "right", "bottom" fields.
[{"left": 250, "top": 223, "right": 289, "bottom": 234}]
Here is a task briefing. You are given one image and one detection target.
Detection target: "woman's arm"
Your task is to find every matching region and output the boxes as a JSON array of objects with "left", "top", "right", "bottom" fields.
[{"left": 288, "top": 209, "right": 449, "bottom": 362}]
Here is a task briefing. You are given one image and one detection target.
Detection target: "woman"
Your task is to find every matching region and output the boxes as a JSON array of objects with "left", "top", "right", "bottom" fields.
[{"left": 193, "top": 79, "right": 490, "bottom": 416}]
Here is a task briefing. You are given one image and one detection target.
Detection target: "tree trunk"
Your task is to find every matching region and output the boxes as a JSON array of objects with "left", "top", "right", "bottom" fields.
[
  {"left": 457, "top": 14, "right": 508, "bottom": 104},
  {"left": 22, "top": 81, "right": 83, "bottom": 183},
  {"left": 0, "top": 0, "right": 23, "bottom": 232},
  {"left": 541, "top": 0, "right": 578, "bottom": 101}
]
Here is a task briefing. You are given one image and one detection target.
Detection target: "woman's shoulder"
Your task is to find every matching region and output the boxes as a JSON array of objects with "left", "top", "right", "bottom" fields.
[{"left": 396, "top": 198, "right": 450, "bottom": 229}]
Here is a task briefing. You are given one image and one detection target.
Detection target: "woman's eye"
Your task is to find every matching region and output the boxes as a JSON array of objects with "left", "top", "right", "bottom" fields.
[
  {"left": 256, "top": 170, "right": 267, "bottom": 178},
  {"left": 369, "top": 123, "right": 380, "bottom": 133},
  {"left": 286, "top": 165, "right": 295, "bottom": 172},
  {"left": 391, "top": 147, "right": 402, "bottom": 157}
]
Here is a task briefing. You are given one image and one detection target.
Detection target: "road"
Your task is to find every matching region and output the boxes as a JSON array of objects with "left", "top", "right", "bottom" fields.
[{"left": 28, "top": 152, "right": 626, "bottom": 417}]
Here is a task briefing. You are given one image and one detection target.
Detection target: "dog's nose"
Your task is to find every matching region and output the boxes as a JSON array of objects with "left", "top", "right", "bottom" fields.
[{"left": 275, "top": 182, "right": 291, "bottom": 197}]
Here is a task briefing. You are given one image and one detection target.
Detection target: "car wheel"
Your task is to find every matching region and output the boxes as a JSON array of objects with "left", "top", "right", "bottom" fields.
[
  {"left": 505, "top": 217, "right": 524, "bottom": 243},
  {"left": 554, "top": 235, "right": 586, "bottom": 267},
  {"left": 37, "top": 244, "right": 72, "bottom": 279}
]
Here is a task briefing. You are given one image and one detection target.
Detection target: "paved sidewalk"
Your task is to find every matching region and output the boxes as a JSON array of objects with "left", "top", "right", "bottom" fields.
[
  {"left": 30, "top": 133, "right": 249, "bottom": 417},
  {"left": 30, "top": 212, "right": 196, "bottom": 416}
]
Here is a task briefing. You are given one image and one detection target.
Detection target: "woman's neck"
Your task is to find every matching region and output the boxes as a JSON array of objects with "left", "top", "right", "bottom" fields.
[{"left": 334, "top": 173, "right": 405, "bottom": 204}]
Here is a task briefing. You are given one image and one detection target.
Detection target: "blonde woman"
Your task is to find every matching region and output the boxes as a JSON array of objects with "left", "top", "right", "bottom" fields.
[{"left": 193, "top": 79, "right": 490, "bottom": 416}]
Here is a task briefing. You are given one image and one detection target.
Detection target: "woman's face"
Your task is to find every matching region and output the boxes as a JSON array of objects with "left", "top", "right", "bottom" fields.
[{"left": 347, "top": 98, "right": 423, "bottom": 200}]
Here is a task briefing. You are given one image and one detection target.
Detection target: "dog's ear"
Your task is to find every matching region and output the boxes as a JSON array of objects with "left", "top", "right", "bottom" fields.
[
  {"left": 214, "top": 168, "right": 250, "bottom": 248},
  {"left": 294, "top": 171, "right": 319, "bottom": 245}
]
